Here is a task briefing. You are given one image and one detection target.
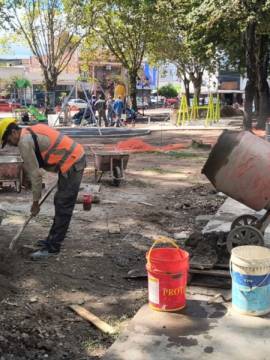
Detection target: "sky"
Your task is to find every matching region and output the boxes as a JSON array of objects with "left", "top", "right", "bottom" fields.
[{"left": 0, "top": 44, "right": 32, "bottom": 59}]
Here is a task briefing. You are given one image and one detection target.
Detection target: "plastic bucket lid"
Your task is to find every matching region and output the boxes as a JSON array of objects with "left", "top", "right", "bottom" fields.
[{"left": 231, "top": 245, "right": 270, "bottom": 268}]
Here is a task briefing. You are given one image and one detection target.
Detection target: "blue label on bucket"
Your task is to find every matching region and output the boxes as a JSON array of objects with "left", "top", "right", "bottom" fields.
[
  {"left": 232, "top": 271, "right": 270, "bottom": 314},
  {"left": 233, "top": 271, "right": 270, "bottom": 288}
]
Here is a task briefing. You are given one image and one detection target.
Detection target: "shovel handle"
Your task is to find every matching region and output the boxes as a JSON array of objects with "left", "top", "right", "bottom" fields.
[{"left": 9, "top": 182, "right": 57, "bottom": 250}]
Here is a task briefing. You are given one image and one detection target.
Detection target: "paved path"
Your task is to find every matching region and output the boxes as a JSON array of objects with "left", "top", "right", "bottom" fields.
[
  {"left": 102, "top": 302, "right": 270, "bottom": 360},
  {"left": 102, "top": 197, "right": 270, "bottom": 360}
]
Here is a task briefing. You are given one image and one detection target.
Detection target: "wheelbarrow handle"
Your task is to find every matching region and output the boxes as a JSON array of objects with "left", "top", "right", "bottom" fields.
[{"left": 9, "top": 182, "right": 57, "bottom": 250}]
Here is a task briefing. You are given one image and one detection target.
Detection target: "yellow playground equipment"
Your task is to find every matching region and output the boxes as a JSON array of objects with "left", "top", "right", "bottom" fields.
[
  {"left": 177, "top": 94, "right": 189, "bottom": 126},
  {"left": 177, "top": 93, "right": 220, "bottom": 126}
]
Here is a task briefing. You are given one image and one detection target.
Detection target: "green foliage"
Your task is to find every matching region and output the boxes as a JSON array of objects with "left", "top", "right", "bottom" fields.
[
  {"left": 65, "top": 0, "right": 161, "bottom": 108},
  {"left": 148, "top": 0, "right": 217, "bottom": 100},
  {"left": 13, "top": 77, "right": 31, "bottom": 89},
  {"left": 3, "top": 0, "right": 88, "bottom": 93},
  {"left": 158, "top": 84, "right": 178, "bottom": 98}
]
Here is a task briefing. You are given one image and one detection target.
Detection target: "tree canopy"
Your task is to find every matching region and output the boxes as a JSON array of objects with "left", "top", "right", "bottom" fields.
[
  {"left": 189, "top": 0, "right": 270, "bottom": 128},
  {"left": 2, "top": 0, "right": 90, "bottom": 109},
  {"left": 65, "top": 0, "right": 160, "bottom": 109}
]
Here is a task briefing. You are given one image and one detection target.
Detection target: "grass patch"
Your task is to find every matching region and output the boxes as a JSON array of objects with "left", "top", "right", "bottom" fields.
[
  {"left": 165, "top": 151, "right": 206, "bottom": 158},
  {"left": 82, "top": 332, "right": 118, "bottom": 352},
  {"left": 128, "top": 178, "right": 151, "bottom": 187},
  {"left": 140, "top": 150, "right": 207, "bottom": 159}
]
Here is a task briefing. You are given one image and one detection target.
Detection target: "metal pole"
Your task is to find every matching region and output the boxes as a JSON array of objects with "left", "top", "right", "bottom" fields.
[{"left": 142, "top": 84, "right": 144, "bottom": 117}]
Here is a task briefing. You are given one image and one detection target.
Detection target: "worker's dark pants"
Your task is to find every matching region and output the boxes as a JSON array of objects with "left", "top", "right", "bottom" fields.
[
  {"left": 45, "top": 156, "right": 86, "bottom": 252},
  {"left": 98, "top": 110, "right": 108, "bottom": 127}
]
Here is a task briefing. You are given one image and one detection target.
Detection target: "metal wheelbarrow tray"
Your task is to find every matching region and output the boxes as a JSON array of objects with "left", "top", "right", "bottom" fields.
[
  {"left": 202, "top": 130, "right": 270, "bottom": 252},
  {"left": 93, "top": 150, "right": 129, "bottom": 186},
  {"left": 0, "top": 155, "right": 23, "bottom": 193}
]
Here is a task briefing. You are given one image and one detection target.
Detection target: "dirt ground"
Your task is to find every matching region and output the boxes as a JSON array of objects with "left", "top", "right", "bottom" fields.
[{"left": 0, "top": 128, "right": 225, "bottom": 359}]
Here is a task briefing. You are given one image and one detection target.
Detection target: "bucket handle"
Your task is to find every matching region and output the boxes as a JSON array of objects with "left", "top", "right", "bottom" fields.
[
  {"left": 147, "top": 235, "right": 179, "bottom": 266},
  {"left": 230, "top": 260, "right": 270, "bottom": 293}
]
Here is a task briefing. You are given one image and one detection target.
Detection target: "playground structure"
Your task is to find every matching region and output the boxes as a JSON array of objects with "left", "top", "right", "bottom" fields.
[
  {"left": 13, "top": 105, "right": 47, "bottom": 124},
  {"left": 177, "top": 93, "right": 221, "bottom": 126},
  {"left": 53, "top": 81, "right": 97, "bottom": 126}
]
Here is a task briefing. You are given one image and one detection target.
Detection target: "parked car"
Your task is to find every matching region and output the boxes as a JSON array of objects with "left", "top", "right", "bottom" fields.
[
  {"left": 165, "top": 97, "right": 179, "bottom": 107},
  {"left": 0, "top": 99, "right": 22, "bottom": 112},
  {"left": 150, "top": 95, "right": 165, "bottom": 107},
  {"left": 136, "top": 97, "right": 149, "bottom": 109},
  {"left": 67, "top": 98, "right": 88, "bottom": 109}
]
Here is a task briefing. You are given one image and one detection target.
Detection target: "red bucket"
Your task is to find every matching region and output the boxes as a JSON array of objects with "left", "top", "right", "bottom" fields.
[{"left": 146, "top": 236, "right": 189, "bottom": 312}]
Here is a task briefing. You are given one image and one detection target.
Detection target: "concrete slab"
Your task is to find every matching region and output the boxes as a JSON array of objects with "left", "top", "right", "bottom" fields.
[
  {"left": 203, "top": 197, "right": 270, "bottom": 245},
  {"left": 103, "top": 301, "right": 270, "bottom": 360}
]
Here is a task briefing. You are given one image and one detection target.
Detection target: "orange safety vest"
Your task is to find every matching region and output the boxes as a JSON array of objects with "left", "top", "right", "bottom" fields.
[{"left": 21, "top": 124, "right": 84, "bottom": 173}]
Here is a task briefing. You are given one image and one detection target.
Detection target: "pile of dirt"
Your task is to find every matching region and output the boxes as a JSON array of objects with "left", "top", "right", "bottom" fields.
[
  {"left": 115, "top": 138, "right": 188, "bottom": 153},
  {"left": 221, "top": 105, "right": 243, "bottom": 117},
  {"left": 0, "top": 303, "right": 95, "bottom": 360},
  {"left": 184, "top": 231, "right": 229, "bottom": 269}
]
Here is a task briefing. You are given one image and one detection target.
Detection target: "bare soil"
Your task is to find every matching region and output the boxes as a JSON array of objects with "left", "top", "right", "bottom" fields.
[{"left": 0, "top": 129, "right": 224, "bottom": 359}]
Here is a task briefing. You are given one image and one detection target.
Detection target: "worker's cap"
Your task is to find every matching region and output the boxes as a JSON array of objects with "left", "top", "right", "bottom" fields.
[{"left": 0, "top": 118, "right": 17, "bottom": 148}]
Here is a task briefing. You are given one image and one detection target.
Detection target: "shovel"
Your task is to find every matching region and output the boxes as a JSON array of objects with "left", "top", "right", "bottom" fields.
[{"left": 9, "top": 182, "right": 57, "bottom": 250}]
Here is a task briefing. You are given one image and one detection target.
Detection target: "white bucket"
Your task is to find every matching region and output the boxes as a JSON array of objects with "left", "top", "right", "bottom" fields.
[{"left": 230, "top": 245, "right": 270, "bottom": 316}]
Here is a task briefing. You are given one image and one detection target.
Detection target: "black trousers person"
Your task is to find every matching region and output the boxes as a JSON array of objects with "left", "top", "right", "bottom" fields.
[{"left": 41, "top": 156, "right": 86, "bottom": 253}]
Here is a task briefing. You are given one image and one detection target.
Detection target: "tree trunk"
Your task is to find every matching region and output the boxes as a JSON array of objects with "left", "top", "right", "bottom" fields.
[
  {"left": 183, "top": 77, "right": 190, "bottom": 107},
  {"left": 256, "top": 34, "right": 270, "bottom": 129},
  {"left": 129, "top": 70, "right": 137, "bottom": 111},
  {"left": 255, "top": 89, "right": 260, "bottom": 115},
  {"left": 244, "top": 80, "right": 256, "bottom": 130},
  {"left": 190, "top": 71, "right": 203, "bottom": 101},
  {"left": 44, "top": 72, "right": 57, "bottom": 114},
  {"left": 243, "top": 22, "right": 257, "bottom": 130}
]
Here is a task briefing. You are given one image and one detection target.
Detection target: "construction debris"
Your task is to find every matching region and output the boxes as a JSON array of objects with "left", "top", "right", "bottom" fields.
[
  {"left": 108, "top": 222, "right": 121, "bottom": 234},
  {"left": 69, "top": 305, "right": 116, "bottom": 335}
]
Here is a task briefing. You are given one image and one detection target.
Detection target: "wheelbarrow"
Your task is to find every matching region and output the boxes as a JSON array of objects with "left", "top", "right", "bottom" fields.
[
  {"left": 0, "top": 155, "right": 23, "bottom": 193},
  {"left": 93, "top": 150, "right": 129, "bottom": 186},
  {"left": 202, "top": 130, "right": 270, "bottom": 253}
]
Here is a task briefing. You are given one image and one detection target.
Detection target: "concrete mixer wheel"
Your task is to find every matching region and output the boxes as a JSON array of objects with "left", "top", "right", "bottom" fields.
[
  {"left": 230, "top": 214, "right": 259, "bottom": 230},
  {"left": 226, "top": 225, "right": 264, "bottom": 253}
]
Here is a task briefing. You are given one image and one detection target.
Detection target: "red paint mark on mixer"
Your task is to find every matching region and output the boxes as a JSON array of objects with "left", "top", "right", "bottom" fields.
[{"left": 236, "top": 158, "right": 255, "bottom": 177}]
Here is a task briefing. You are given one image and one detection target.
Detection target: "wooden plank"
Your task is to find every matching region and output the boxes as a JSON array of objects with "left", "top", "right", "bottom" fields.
[
  {"left": 138, "top": 202, "right": 154, "bottom": 207},
  {"left": 215, "top": 263, "right": 229, "bottom": 270},
  {"left": 189, "top": 276, "right": 231, "bottom": 289},
  {"left": 102, "top": 200, "right": 118, "bottom": 205},
  {"left": 69, "top": 305, "right": 115, "bottom": 335},
  {"left": 189, "top": 268, "right": 230, "bottom": 278}
]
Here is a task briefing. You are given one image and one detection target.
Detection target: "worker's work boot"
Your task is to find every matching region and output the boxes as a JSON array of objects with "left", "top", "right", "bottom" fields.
[
  {"left": 31, "top": 248, "right": 59, "bottom": 260},
  {"left": 35, "top": 240, "right": 48, "bottom": 248}
]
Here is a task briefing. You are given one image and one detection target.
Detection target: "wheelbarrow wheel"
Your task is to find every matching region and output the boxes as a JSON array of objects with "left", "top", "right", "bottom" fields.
[
  {"left": 231, "top": 214, "right": 258, "bottom": 230},
  {"left": 112, "top": 166, "right": 122, "bottom": 187},
  {"left": 226, "top": 225, "right": 264, "bottom": 253}
]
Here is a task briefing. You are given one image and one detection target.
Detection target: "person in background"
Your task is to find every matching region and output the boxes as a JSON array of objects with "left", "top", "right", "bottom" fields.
[
  {"left": 106, "top": 95, "right": 115, "bottom": 126},
  {"left": 113, "top": 96, "right": 124, "bottom": 127},
  {"left": 94, "top": 95, "right": 108, "bottom": 127},
  {"left": 0, "top": 118, "right": 86, "bottom": 260}
]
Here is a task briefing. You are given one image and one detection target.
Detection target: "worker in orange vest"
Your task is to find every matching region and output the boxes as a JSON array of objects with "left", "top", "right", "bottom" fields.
[{"left": 0, "top": 118, "right": 86, "bottom": 260}]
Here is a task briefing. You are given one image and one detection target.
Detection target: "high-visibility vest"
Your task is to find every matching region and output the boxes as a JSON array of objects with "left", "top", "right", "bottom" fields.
[{"left": 21, "top": 124, "right": 84, "bottom": 173}]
